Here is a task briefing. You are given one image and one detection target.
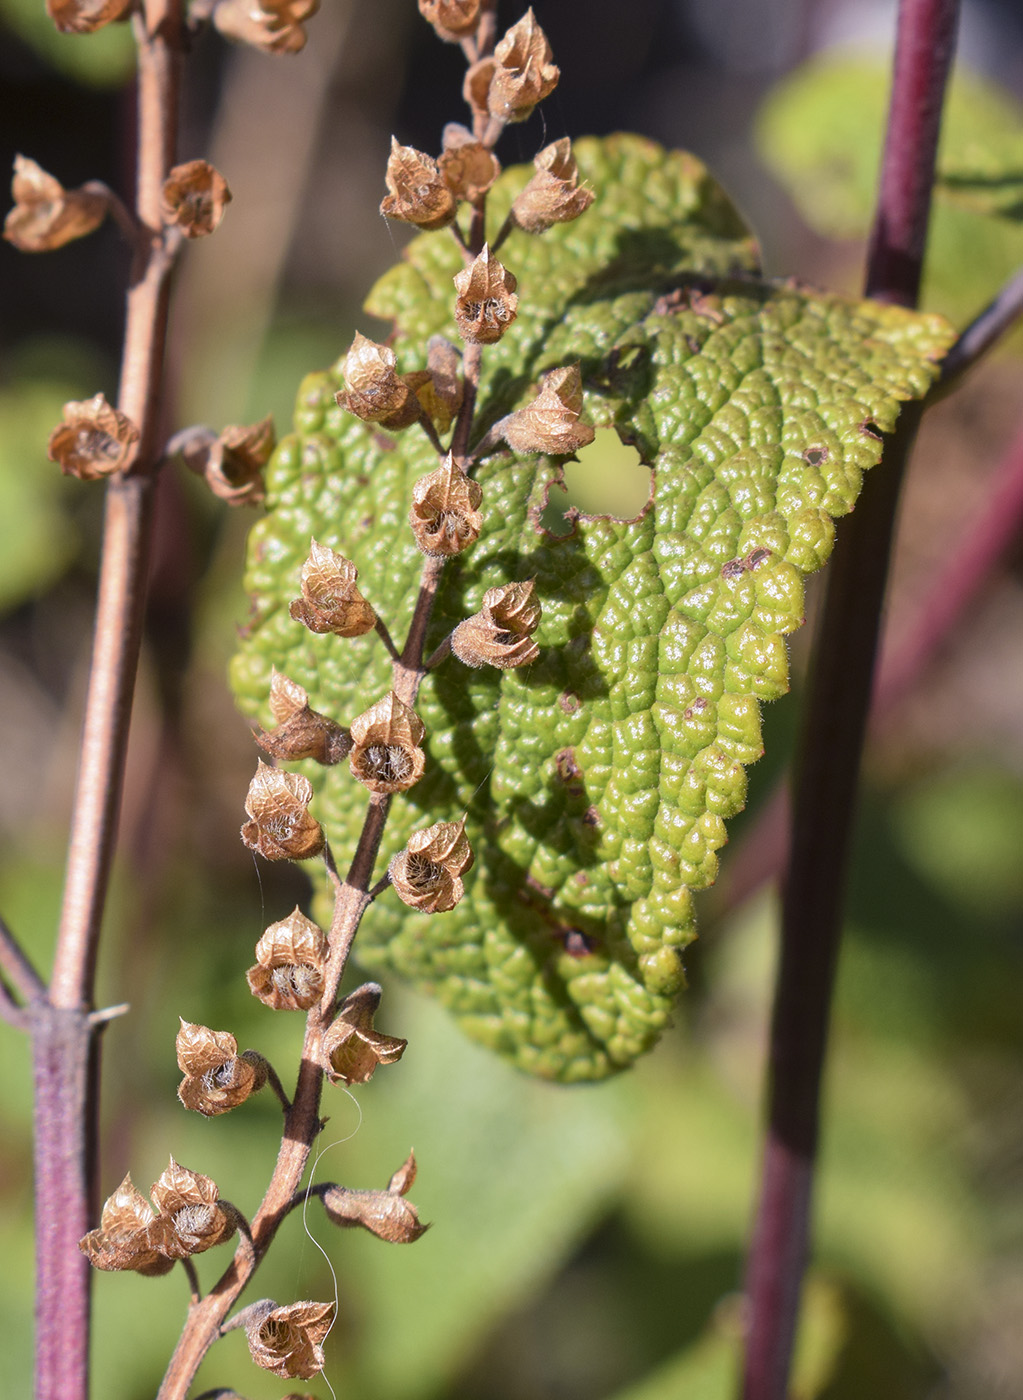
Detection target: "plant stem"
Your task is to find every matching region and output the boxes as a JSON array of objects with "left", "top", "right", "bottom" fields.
[
  {"left": 939, "top": 264, "right": 1023, "bottom": 384},
  {"left": 740, "top": 3, "right": 960, "bottom": 1397}
]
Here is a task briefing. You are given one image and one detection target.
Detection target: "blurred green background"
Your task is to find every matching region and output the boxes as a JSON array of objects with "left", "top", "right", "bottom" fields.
[{"left": 1, "top": 1, "right": 1023, "bottom": 1397}]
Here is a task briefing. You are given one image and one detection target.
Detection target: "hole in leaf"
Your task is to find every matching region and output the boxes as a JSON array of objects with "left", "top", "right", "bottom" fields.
[{"left": 556, "top": 428, "right": 651, "bottom": 527}]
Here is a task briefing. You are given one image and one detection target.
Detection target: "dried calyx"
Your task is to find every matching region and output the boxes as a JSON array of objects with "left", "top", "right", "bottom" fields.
[
  {"left": 336, "top": 331, "right": 422, "bottom": 429},
  {"left": 47, "top": 393, "right": 139, "bottom": 481},
  {"left": 451, "top": 579, "right": 541, "bottom": 669},
  {"left": 501, "top": 364, "right": 595, "bottom": 455},
  {"left": 409, "top": 454, "right": 483, "bottom": 557},
  {"left": 380, "top": 138, "right": 456, "bottom": 231},
  {"left": 453, "top": 245, "right": 518, "bottom": 345},
  {"left": 319, "top": 982, "right": 407, "bottom": 1084},
  {"left": 389, "top": 819, "right": 474, "bottom": 913},
  {"left": 46, "top": 0, "right": 132, "bottom": 36},
  {"left": 4, "top": 156, "right": 108, "bottom": 252},
  {"left": 438, "top": 124, "right": 501, "bottom": 204},
  {"left": 289, "top": 539, "right": 377, "bottom": 637},
  {"left": 161, "top": 160, "right": 232, "bottom": 239},
  {"left": 247, "top": 907, "right": 329, "bottom": 1011},
  {"left": 348, "top": 692, "right": 427, "bottom": 794},
  {"left": 181, "top": 415, "right": 274, "bottom": 506},
  {"left": 176, "top": 1020, "right": 268, "bottom": 1116},
  {"left": 79, "top": 1160, "right": 237, "bottom": 1274},
  {"left": 256, "top": 669, "right": 352, "bottom": 765},
  {"left": 212, "top": 0, "right": 319, "bottom": 54},
  {"left": 418, "top": 0, "right": 481, "bottom": 42},
  {"left": 487, "top": 9, "right": 559, "bottom": 124},
  {"left": 510, "top": 138, "right": 594, "bottom": 234},
  {"left": 241, "top": 761, "right": 325, "bottom": 861},
  {"left": 320, "top": 1151, "right": 428, "bottom": 1243},
  {"left": 243, "top": 1299, "right": 335, "bottom": 1379}
]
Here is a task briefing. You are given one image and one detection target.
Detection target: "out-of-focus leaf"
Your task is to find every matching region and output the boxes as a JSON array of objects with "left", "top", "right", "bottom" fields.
[
  {"left": 0, "top": 0, "right": 135, "bottom": 85},
  {"left": 0, "top": 385, "right": 78, "bottom": 610}
]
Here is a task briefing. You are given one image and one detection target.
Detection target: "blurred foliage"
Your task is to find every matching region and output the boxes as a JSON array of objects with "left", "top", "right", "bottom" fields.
[{"left": 0, "top": 0, "right": 135, "bottom": 85}]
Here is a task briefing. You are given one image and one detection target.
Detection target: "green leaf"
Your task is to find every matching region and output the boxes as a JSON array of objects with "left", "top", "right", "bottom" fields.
[{"left": 231, "top": 134, "right": 953, "bottom": 1081}]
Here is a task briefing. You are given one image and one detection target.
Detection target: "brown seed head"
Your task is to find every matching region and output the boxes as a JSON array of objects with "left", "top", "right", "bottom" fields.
[
  {"left": 46, "top": 0, "right": 132, "bottom": 34},
  {"left": 149, "top": 1158, "right": 237, "bottom": 1258},
  {"left": 246, "top": 1300, "right": 335, "bottom": 1379},
  {"left": 462, "top": 57, "right": 496, "bottom": 126},
  {"left": 247, "top": 907, "right": 329, "bottom": 1010},
  {"left": 213, "top": 0, "right": 319, "bottom": 53},
  {"left": 511, "top": 138, "right": 595, "bottom": 234},
  {"left": 389, "top": 818, "right": 474, "bottom": 913},
  {"left": 453, "top": 245, "right": 518, "bottom": 346},
  {"left": 349, "top": 692, "right": 427, "bottom": 794},
  {"left": 380, "top": 138, "right": 456, "bottom": 231},
  {"left": 321, "top": 1151, "right": 429, "bottom": 1243},
  {"left": 418, "top": 0, "right": 480, "bottom": 41},
  {"left": 176, "top": 1020, "right": 266, "bottom": 1116},
  {"left": 409, "top": 336, "right": 464, "bottom": 434},
  {"left": 488, "top": 9, "right": 559, "bottom": 124},
  {"left": 335, "top": 331, "right": 412, "bottom": 425},
  {"left": 319, "top": 982, "right": 408, "bottom": 1084},
  {"left": 451, "top": 579, "right": 542, "bottom": 670},
  {"left": 240, "top": 760, "right": 325, "bottom": 861},
  {"left": 47, "top": 393, "right": 140, "bottom": 481},
  {"left": 289, "top": 539, "right": 377, "bottom": 637},
  {"left": 409, "top": 453, "right": 483, "bottom": 558},
  {"left": 161, "top": 160, "right": 232, "bottom": 239},
  {"left": 438, "top": 127, "right": 501, "bottom": 204},
  {"left": 255, "top": 669, "right": 352, "bottom": 765},
  {"left": 501, "top": 364, "right": 595, "bottom": 455},
  {"left": 183, "top": 414, "right": 274, "bottom": 505},
  {"left": 4, "top": 156, "right": 108, "bottom": 252},
  {"left": 78, "top": 1174, "right": 175, "bottom": 1277}
]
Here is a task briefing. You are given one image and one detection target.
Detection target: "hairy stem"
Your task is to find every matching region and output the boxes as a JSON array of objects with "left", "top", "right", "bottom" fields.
[{"left": 741, "top": 2, "right": 960, "bottom": 1397}]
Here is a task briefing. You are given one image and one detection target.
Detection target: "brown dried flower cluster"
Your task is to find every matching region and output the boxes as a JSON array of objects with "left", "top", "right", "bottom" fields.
[
  {"left": 289, "top": 540, "right": 377, "bottom": 637},
  {"left": 213, "top": 0, "right": 319, "bottom": 54},
  {"left": 511, "top": 138, "right": 594, "bottom": 234},
  {"left": 161, "top": 160, "right": 231, "bottom": 239},
  {"left": 336, "top": 331, "right": 421, "bottom": 428},
  {"left": 321, "top": 1151, "right": 428, "bottom": 1243},
  {"left": 241, "top": 761, "right": 324, "bottom": 861},
  {"left": 47, "top": 393, "right": 139, "bottom": 481},
  {"left": 319, "top": 983, "right": 407, "bottom": 1084},
  {"left": 4, "top": 156, "right": 108, "bottom": 253},
  {"left": 182, "top": 415, "right": 274, "bottom": 505},
  {"left": 245, "top": 1299, "right": 335, "bottom": 1379},
  {"left": 380, "top": 138, "right": 456, "bottom": 231},
  {"left": 349, "top": 692, "right": 426, "bottom": 794},
  {"left": 469, "top": 9, "right": 558, "bottom": 126},
  {"left": 418, "top": 0, "right": 480, "bottom": 42},
  {"left": 256, "top": 669, "right": 351, "bottom": 765},
  {"left": 176, "top": 1020, "right": 267, "bottom": 1116},
  {"left": 453, "top": 245, "right": 518, "bottom": 345},
  {"left": 247, "top": 907, "right": 329, "bottom": 1011},
  {"left": 389, "top": 819, "right": 474, "bottom": 913},
  {"left": 451, "top": 580, "right": 542, "bottom": 670},
  {"left": 46, "top": 0, "right": 132, "bottom": 35},
  {"left": 415, "top": 336, "right": 464, "bottom": 433},
  {"left": 438, "top": 125, "right": 501, "bottom": 204},
  {"left": 80, "top": 1161, "right": 236, "bottom": 1274},
  {"left": 501, "top": 364, "right": 595, "bottom": 455},
  {"left": 409, "top": 454, "right": 483, "bottom": 557}
]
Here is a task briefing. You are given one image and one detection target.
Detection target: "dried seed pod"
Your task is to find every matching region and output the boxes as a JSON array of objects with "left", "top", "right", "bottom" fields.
[
  {"left": 46, "top": 0, "right": 132, "bottom": 34},
  {"left": 3, "top": 156, "right": 108, "bottom": 252},
  {"left": 411, "top": 336, "right": 463, "bottom": 434},
  {"left": 348, "top": 692, "right": 426, "bottom": 794},
  {"left": 335, "top": 331, "right": 414, "bottom": 425},
  {"left": 47, "top": 393, "right": 139, "bottom": 481},
  {"left": 255, "top": 669, "right": 352, "bottom": 765},
  {"left": 78, "top": 1174, "right": 175, "bottom": 1277},
  {"left": 289, "top": 539, "right": 377, "bottom": 637},
  {"left": 510, "top": 138, "right": 594, "bottom": 234},
  {"left": 247, "top": 907, "right": 329, "bottom": 1011},
  {"left": 453, "top": 245, "right": 518, "bottom": 345},
  {"left": 451, "top": 580, "right": 542, "bottom": 670},
  {"left": 380, "top": 138, "right": 456, "bottom": 231},
  {"left": 176, "top": 1020, "right": 266, "bottom": 1116},
  {"left": 183, "top": 415, "right": 274, "bottom": 506},
  {"left": 246, "top": 1299, "right": 335, "bottom": 1380},
  {"left": 213, "top": 0, "right": 319, "bottom": 53},
  {"left": 240, "top": 760, "right": 324, "bottom": 861},
  {"left": 488, "top": 9, "right": 560, "bottom": 124},
  {"left": 149, "top": 1158, "right": 237, "bottom": 1258},
  {"left": 319, "top": 982, "right": 408, "bottom": 1084},
  {"left": 161, "top": 160, "right": 232, "bottom": 239},
  {"left": 409, "top": 454, "right": 483, "bottom": 558},
  {"left": 438, "top": 128, "right": 501, "bottom": 204},
  {"left": 462, "top": 57, "right": 496, "bottom": 125},
  {"left": 321, "top": 1151, "right": 428, "bottom": 1243},
  {"left": 389, "top": 818, "right": 474, "bottom": 913},
  {"left": 418, "top": 0, "right": 480, "bottom": 41},
  {"left": 501, "top": 365, "right": 595, "bottom": 456}
]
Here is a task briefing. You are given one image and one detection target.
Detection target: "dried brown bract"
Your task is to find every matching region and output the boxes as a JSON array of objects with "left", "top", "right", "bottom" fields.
[
  {"left": 418, "top": 0, "right": 480, "bottom": 41},
  {"left": 247, "top": 907, "right": 329, "bottom": 1011},
  {"left": 289, "top": 539, "right": 377, "bottom": 637},
  {"left": 46, "top": 0, "right": 133, "bottom": 35},
  {"left": 510, "top": 138, "right": 594, "bottom": 234},
  {"left": 453, "top": 245, "right": 518, "bottom": 345},
  {"left": 321, "top": 1151, "right": 428, "bottom": 1243},
  {"left": 488, "top": 9, "right": 559, "bottom": 124},
  {"left": 380, "top": 138, "right": 456, "bottom": 231},
  {"left": 335, "top": 331, "right": 417, "bottom": 427},
  {"left": 148, "top": 1158, "right": 238, "bottom": 1258},
  {"left": 349, "top": 692, "right": 426, "bottom": 794},
  {"left": 161, "top": 160, "right": 231, "bottom": 239},
  {"left": 78, "top": 1175, "right": 175, "bottom": 1277},
  {"left": 409, "top": 454, "right": 483, "bottom": 558},
  {"left": 4, "top": 156, "right": 108, "bottom": 252},
  {"left": 240, "top": 761, "right": 324, "bottom": 861},
  {"left": 501, "top": 364, "right": 595, "bottom": 455},
  {"left": 389, "top": 818, "right": 474, "bottom": 913},
  {"left": 319, "top": 983, "right": 408, "bottom": 1084},
  {"left": 256, "top": 669, "right": 352, "bottom": 765},
  {"left": 213, "top": 0, "right": 318, "bottom": 53},
  {"left": 412, "top": 336, "right": 464, "bottom": 433},
  {"left": 176, "top": 1020, "right": 267, "bottom": 1116},
  {"left": 438, "top": 126, "right": 501, "bottom": 204},
  {"left": 462, "top": 57, "right": 496, "bottom": 125},
  {"left": 184, "top": 415, "right": 274, "bottom": 505},
  {"left": 47, "top": 393, "right": 140, "bottom": 481},
  {"left": 246, "top": 1300, "right": 335, "bottom": 1380},
  {"left": 451, "top": 580, "right": 542, "bottom": 670}
]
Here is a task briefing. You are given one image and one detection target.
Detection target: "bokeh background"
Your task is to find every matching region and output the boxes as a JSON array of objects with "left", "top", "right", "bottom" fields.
[{"left": 2, "top": 1, "right": 1023, "bottom": 1396}]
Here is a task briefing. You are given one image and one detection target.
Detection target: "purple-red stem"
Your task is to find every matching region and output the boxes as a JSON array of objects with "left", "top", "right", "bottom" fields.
[{"left": 740, "top": 2, "right": 960, "bottom": 1397}]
